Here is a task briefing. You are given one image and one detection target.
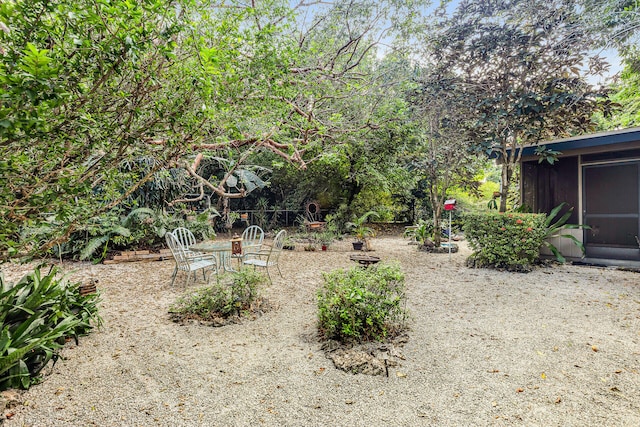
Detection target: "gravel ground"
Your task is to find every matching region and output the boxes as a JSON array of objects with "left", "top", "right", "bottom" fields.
[{"left": 1, "top": 235, "right": 640, "bottom": 426}]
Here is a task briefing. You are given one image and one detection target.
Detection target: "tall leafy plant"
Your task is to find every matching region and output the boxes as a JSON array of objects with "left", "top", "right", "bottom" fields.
[
  {"left": 426, "top": 0, "right": 613, "bottom": 212},
  {"left": 0, "top": 0, "right": 204, "bottom": 257},
  {"left": 0, "top": 266, "right": 102, "bottom": 390},
  {"left": 346, "top": 211, "right": 379, "bottom": 243},
  {"left": 541, "top": 203, "right": 589, "bottom": 263}
]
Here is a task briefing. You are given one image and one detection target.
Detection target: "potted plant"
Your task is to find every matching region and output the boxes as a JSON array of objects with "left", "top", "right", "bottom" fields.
[
  {"left": 282, "top": 236, "right": 296, "bottom": 251},
  {"left": 318, "top": 231, "right": 335, "bottom": 251},
  {"left": 346, "top": 211, "right": 379, "bottom": 251}
]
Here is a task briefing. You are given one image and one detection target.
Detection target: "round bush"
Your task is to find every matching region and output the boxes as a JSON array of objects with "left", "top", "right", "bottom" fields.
[{"left": 317, "top": 263, "right": 407, "bottom": 343}]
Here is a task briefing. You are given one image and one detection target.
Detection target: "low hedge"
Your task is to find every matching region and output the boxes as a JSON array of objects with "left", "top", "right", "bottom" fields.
[{"left": 463, "top": 212, "right": 548, "bottom": 270}]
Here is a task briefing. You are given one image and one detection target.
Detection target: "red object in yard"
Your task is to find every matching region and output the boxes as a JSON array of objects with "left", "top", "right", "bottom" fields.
[{"left": 444, "top": 199, "right": 457, "bottom": 211}]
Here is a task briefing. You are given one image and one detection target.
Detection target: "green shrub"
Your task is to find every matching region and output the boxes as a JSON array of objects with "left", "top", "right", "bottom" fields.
[
  {"left": 317, "top": 263, "right": 407, "bottom": 343},
  {"left": 463, "top": 212, "right": 547, "bottom": 270},
  {"left": 0, "top": 266, "right": 102, "bottom": 390},
  {"left": 25, "top": 208, "right": 218, "bottom": 262},
  {"left": 169, "top": 269, "right": 266, "bottom": 320},
  {"left": 403, "top": 219, "right": 434, "bottom": 245}
]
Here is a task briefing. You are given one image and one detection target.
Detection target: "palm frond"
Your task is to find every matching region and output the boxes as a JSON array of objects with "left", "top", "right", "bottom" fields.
[{"left": 79, "top": 235, "right": 110, "bottom": 261}]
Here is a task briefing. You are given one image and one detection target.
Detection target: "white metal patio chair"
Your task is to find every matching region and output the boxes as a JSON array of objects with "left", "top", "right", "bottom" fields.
[
  {"left": 242, "top": 229, "right": 286, "bottom": 284},
  {"left": 165, "top": 231, "right": 218, "bottom": 287},
  {"left": 235, "top": 225, "right": 264, "bottom": 261},
  {"left": 172, "top": 227, "right": 202, "bottom": 256}
]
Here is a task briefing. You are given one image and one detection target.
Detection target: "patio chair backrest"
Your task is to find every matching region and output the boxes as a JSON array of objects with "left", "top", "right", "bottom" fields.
[
  {"left": 241, "top": 225, "right": 264, "bottom": 248},
  {"left": 270, "top": 229, "right": 287, "bottom": 263},
  {"left": 165, "top": 231, "right": 189, "bottom": 269},
  {"left": 173, "top": 227, "right": 197, "bottom": 250},
  {"left": 165, "top": 231, "right": 217, "bottom": 286}
]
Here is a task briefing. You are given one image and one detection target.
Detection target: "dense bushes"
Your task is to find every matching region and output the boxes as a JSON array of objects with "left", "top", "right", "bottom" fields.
[
  {"left": 464, "top": 204, "right": 587, "bottom": 270},
  {"left": 0, "top": 266, "right": 102, "bottom": 390},
  {"left": 317, "top": 263, "right": 407, "bottom": 343},
  {"left": 169, "top": 269, "right": 267, "bottom": 322},
  {"left": 22, "top": 208, "right": 217, "bottom": 262},
  {"left": 463, "top": 212, "right": 547, "bottom": 270}
]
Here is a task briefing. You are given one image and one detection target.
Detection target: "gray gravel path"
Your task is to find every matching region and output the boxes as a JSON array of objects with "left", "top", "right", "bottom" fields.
[{"left": 2, "top": 236, "right": 639, "bottom": 426}]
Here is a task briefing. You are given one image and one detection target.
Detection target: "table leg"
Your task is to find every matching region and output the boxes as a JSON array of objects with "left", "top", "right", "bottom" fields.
[{"left": 219, "top": 251, "right": 236, "bottom": 272}]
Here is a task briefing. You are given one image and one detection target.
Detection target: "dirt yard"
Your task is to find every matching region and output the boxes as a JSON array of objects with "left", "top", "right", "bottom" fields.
[{"left": 1, "top": 235, "right": 639, "bottom": 426}]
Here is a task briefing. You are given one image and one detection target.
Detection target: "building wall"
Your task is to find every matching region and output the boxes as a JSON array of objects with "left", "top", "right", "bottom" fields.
[
  {"left": 522, "top": 145, "right": 640, "bottom": 261},
  {"left": 521, "top": 156, "right": 579, "bottom": 224}
]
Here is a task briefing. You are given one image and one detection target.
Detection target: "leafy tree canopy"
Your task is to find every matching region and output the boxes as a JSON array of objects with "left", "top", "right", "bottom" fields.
[
  {"left": 424, "top": 0, "right": 614, "bottom": 211},
  {"left": 0, "top": 0, "right": 432, "bottom": 257}
]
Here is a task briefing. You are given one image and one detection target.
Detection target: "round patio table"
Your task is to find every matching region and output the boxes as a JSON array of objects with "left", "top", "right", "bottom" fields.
[{"left": 190, "top": 241, "right": 235, "bottom": 272}]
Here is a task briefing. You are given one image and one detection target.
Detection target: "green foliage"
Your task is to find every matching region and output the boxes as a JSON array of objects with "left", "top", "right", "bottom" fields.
[
  {"left": 406, "top": 65, "right": 485, "bottom": 240},
  {"left": 317, "top": 263, "right": 407, "bottom": 343},
  {"left": 403, "top": 220, "right": 433, "bottom": 245},
  {"left": 465, "top": 203, "right": 589, "bottom": 269},
  {"left": 169, "top": 269, "right": 267, "bottom": 320},
  {"left": 534, "top": 145, "right": 562, "bottom": 165},
  {"left": 463, "top": 212, "right": 548, "bottom": 270},
  {"left": 0, "top": 0, "right": 431, "bottom": 257},
  {"left": 317, "top": 231, "right": 337, "bottom": 246},
  {"left": 24, "top": 208, "right": 217, "bottom": 261},
  {"left": 0, "top": 0, "right": 209, "bottom": 256},
  {"left": 594, "top": 50, "right": 640, "bottom": 129},
  {"left": 540, "top": 203, "right": 588, "bottom": 263},
  {"left": 345, "top": 211, "right": 379, "bottom": 242},
  {"left": 0, "top": 266, "right": 102, "bottom": 390},
  {"left": 323, "top": 204, "right": 351, "bottom": 235},
  {"left": 427, "top": 0, "right": 612, "bottom": 212}
]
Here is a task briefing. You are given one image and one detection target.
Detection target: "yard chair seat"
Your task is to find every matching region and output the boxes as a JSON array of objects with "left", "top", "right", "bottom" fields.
[
  {"left": 235, "top": 225, "right": 264, "bottom": 261},
  {"left": 242, "top": 229, "right": 286, "bottom": 284},
  {"left": 165, "top": 231, "right": 218, "bottom": 287}
]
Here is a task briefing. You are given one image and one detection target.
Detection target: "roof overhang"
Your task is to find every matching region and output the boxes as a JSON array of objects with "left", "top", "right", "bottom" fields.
[{"left": 496, "top": 127, "right": 640, "bottom": 163}]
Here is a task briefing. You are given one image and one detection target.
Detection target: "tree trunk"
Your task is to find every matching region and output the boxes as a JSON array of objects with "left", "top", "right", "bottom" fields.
[
  {"left": 429, "top": 184, "right": 442, "bottom": 247},
  {"left": 432, "top": 205, "right": 442, "bottom": 247},
  {"left": 499, "top": 162, "right": 513, "bottom": 213}
]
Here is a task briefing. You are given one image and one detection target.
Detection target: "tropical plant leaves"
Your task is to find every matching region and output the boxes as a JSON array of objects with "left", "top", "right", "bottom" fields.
[{"left": 0, "top": 266, "right": 102, "bottom": 390}]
